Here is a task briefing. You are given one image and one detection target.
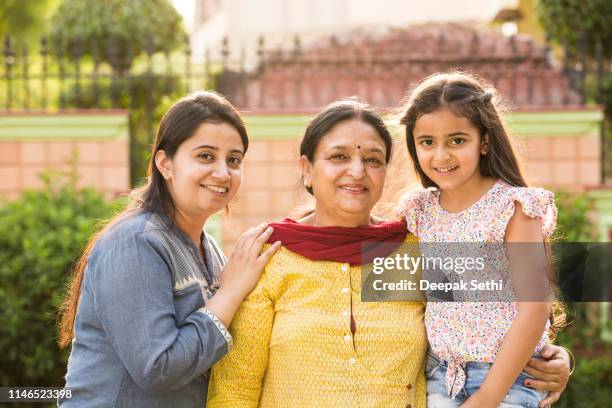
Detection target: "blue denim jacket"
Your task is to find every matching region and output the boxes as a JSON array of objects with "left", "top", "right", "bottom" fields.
[{"left": 59, "top": 210, "right": 232, "bottom": 407}]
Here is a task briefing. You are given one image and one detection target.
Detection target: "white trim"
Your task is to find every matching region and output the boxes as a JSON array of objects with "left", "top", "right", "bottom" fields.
[{"left": 199, "top": 308, "right": 233, "bottom": 350}]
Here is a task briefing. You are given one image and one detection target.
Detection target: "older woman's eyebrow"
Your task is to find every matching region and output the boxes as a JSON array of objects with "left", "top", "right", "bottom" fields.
[
  {"left": 327, "top": 145, "right": 349, "bottom": 150},
  {"left": 364, "top": 147, "right": 385, "bottom": 154}
]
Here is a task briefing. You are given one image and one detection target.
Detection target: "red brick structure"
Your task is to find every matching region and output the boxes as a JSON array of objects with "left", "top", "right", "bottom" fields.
[
  {"left": 223, "top": 23, "right": 581, "bottom": 110},
  {"left": 0, "top": 112, "right": 130, "bottom": 200}
]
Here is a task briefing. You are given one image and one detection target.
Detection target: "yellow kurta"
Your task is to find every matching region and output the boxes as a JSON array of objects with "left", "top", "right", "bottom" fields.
[{"left": 207, "top": 234, "right": 427, "bottom": 408}]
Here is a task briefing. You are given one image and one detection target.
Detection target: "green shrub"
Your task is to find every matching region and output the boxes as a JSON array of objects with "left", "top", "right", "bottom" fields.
[
  {"left": 553, "top": 192, "right": 610, "bottom": 406},
  {"left": 554, "top": 192, "right": 597, "bottom": 242},
  {"left": 556, "top": 356, "right": 612, "bottom": 407},
  {"left": 0, "top": 170, "right": 119, "bottom": 387}
]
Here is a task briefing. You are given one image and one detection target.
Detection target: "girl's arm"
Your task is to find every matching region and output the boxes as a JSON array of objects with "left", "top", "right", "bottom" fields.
[{"left": 463, "top": 203, "right": 552, "bottom": 407}]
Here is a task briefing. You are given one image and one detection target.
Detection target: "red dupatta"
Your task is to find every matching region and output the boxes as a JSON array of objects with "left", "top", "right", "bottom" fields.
[{"left": 266, "top": 218, "right": 408, "bottom": 266}]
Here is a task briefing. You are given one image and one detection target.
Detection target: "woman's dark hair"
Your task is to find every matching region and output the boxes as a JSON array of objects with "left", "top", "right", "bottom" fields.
[
  {"left": 131, "top": 90, "right": 248, "bottom": 215},
  {"left": 400, "top": 72, "right": 566, "bottom": 339},
  {"left": 300, "top": 97, "right": 393, "bottom": 195},
  {"left": 58, "top": 91, "right": 247, "bottom": 348},
  {"left": 400, "top": 71, "right": 526, "bottom": 189}
]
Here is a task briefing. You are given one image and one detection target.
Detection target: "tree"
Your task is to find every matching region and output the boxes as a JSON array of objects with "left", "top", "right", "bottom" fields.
[
  {"left": 49, "top": 0, "right": 185, "bottom": 74},
  {"left": 537, "top": 0, "right": 612, "bottom": 58},
  {"left": 0, "top": 0, "right": 60, "bottom": 43}
]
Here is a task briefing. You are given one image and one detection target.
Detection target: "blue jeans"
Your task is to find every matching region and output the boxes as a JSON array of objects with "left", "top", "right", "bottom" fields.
[{"left": 426, "top": 352, "right": 546, "bottom": 408}]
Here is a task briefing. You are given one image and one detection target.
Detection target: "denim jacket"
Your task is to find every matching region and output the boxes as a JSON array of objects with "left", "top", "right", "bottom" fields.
[{"left": 59, "top": 210, "right": 232, "bottom": 407}]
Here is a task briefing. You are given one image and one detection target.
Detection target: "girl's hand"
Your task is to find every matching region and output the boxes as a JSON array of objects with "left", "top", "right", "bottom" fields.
[
  {"left": 206, "top": 224, "right": 281, "bottom": 327},
  {"left": 522, "top": 344, "right": 571, "bottom": 407}
]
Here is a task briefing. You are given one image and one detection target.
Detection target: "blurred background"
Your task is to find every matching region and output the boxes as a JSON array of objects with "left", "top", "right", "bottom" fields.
[{"left": 0, "top": 1, "right": 609, "bottom": 406}]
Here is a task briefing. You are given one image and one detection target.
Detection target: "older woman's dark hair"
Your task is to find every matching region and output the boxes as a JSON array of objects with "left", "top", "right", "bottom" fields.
[
  {"left": 300, "top": 98, "right": 393, "bottom": 195},
  {"left": 58, "top": 91, "right": 247, "bottom": 348}
]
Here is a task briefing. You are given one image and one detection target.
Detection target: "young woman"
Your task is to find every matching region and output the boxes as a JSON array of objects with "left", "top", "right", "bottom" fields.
[{"left": 57, "top": 91, "right": 280, "bottom": 407}]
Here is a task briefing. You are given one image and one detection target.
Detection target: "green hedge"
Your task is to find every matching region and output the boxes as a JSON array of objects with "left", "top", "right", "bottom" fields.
[
  {"left": 0, "top": 171, "right": 119, "bottom": 387},
  {"left": 0, "top": 175, "right": 608, "bottom": 406},
  {"left": 555, "top": 356, "right": 612, "bottom": 407}
]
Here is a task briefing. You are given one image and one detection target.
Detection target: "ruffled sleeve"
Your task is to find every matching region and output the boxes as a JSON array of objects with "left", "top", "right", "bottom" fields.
[
  {"left": 397, "top": 189, "right": 428, "bottom": 237},
  {"left": 500, "top": 187, "right": 557, "bottom": 238}
]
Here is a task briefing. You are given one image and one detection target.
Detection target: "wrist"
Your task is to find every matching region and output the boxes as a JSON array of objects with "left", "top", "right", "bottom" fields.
[
  {"left": 558, "top": 345, "right": 575, "bottom": 375},
  {"left": 216, "top": 286, "right": 246, "bottom": 304},
  {"left": 472, "top": 386, "right": 503, "bottom": 407}
]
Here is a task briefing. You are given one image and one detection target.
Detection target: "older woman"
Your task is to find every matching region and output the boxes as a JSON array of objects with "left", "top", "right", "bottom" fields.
[{"left": 207, "top": 99, "right": 570, "bottom": 408}]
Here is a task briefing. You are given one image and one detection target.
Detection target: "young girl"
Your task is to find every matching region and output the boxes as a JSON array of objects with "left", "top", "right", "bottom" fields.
[{"left": 399, "top": 72, "right": 563, "bottom": 408}]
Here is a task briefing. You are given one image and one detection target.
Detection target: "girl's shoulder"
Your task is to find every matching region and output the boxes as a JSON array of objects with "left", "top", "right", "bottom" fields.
[
  {"left": 493, "top": 181, "right": 557, "bottom": 238},
  {"left": 397, "top": 187, "right": 436, "bottom": 213},
  {"left": 397, "top": 187, "right": 437, "bottom": 236}
]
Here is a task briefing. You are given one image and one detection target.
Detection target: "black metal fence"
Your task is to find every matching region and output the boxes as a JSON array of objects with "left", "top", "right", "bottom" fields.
[
  {"left": 1, "top": 30, "right": 610, "bottom": 182},
  {"left": 2, "top": 32, "right": 610, "bottom": 111}
]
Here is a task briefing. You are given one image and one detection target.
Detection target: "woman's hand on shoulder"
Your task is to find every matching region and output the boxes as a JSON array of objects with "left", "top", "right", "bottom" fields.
[
  {"left": 221, "top": 224, "right": 281, "bottom": 299},
  {"left": 206, "top": 224, "right": 281, "bottom": 327}
]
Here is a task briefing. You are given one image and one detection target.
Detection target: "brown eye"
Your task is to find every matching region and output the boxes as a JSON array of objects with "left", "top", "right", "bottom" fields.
[
  {"left": 198, "top": 152, "right": 214, "bottom": 160},
  {"left": 228, "top": 156, "right": 242, "bottom": 166},
  {"left": 365, "top": 157, "right": 383, "bottom": 165}
]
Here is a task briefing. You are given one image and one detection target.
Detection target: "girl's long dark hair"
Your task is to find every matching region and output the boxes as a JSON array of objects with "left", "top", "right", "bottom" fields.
[
  {"left": 400, "top": 72, "right": 565, "bottom": 339},
  {"left": 400, "top": 71, "right": 527, "bottom": 188},
  {"left": 58, "top": 91, "right": 248, "bottom": 348}
]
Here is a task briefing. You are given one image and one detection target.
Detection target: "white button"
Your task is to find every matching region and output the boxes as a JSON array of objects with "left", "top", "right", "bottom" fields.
[
  {"left": 342, "top": 310, "right": 349, "bottom": 317},
  {"left": 341, "top": 287, "right": 349, "bottom": 294},
  {"left": 344, "top": 334, "right": 352, "bottom": 342},
  {"left": 341, "top": 265, "right": 348, "bottom": 272},
  {"left": 349, "top": 357, "right": 356, "bottom": 365}
]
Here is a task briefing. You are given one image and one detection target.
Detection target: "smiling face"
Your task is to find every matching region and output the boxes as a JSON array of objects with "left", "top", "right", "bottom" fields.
[
  {"left": 155, "top": 121, "right": 244, "bottom": 220},
  {"left": 413, "top": 107, "right": 488, "bottom": 192},
  {"left": 301, "top": 119, "right": 387, "bottom": 226}
]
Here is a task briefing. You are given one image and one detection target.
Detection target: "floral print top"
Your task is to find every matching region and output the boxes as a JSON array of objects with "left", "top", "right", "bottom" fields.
[{"left": 400, "top": 179, "right": 557, "bottom": 398}]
